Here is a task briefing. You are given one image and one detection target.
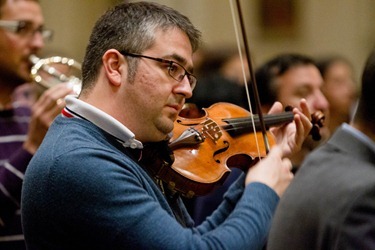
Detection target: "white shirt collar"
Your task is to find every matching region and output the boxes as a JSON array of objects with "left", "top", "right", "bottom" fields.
[{"left": 64, "top": 95, "right": 143, "bottom": 149}]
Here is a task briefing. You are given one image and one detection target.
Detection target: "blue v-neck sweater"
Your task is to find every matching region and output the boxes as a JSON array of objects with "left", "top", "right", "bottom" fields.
[{"left": 22, "top": 115, "right": 279, "bottom": 250}]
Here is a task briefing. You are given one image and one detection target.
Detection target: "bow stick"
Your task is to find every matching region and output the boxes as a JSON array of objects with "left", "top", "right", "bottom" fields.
[{"left": 230, "top": 0, "right": 271, "bottom": 154}]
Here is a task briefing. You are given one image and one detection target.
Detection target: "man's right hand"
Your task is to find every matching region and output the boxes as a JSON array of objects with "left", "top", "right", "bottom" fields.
[
  {"left": 23, "top": 84, "right": 73, "bottom": 154},
  {"left": 245, "top": 145, "right": 294, "bottom": 197}
]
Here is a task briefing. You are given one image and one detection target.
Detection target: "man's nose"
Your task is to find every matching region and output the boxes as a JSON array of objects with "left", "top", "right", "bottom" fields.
[
  {"left": 175, "top": 75, "right": 193, "bottom": 99},
  {"left": 314, "top": 90, "right": 329, "bottom": 111},
  {"left": 29, "top": 31, "right": 45, "bottom": 50}
]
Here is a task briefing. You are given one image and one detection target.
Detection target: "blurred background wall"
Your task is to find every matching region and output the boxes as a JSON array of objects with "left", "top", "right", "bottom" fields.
[{"left": 39, "top": 0, "right": 375, "bottom": 81}]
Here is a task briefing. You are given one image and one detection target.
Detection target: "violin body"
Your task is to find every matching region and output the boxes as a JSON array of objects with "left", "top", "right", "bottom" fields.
[{"left": 168, "top": 102, "right": 276, "bottom": 197}]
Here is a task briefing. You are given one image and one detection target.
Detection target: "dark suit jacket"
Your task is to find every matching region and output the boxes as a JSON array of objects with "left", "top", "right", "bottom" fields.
[{"left": 267, "top": 125, "right": 375, "bottom": 250}]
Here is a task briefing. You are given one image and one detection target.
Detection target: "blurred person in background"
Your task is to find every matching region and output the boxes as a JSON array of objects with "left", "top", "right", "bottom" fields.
[
  {"left": 0, "top": 0, "right": 72, "bottom": 248},
  {"left": 317, "top": 55, "right": 358, "bottom": 134},
  {"left": 255, "top": 53, "right": 330, "bottom": 171}
]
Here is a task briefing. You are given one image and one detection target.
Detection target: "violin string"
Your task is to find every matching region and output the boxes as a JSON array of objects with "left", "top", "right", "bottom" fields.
[
  {"left": 196, "top": 112, "right": 294, "bottom": 138},
  {"left": 201, "top": 121, "right": 257, "bottom": 134},
  {"left": 192, "top": 112, "right": 293, "bottom": 123},
  {"left": 229, "top": 0, "right": 262, "bottom": 159}
]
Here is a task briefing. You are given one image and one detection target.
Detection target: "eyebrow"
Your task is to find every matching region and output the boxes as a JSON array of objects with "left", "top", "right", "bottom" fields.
[{"left": 166, "top": 53, "right": 194, "bottom": 73}]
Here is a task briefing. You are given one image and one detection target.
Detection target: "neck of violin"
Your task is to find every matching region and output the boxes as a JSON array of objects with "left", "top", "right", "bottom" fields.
[{"left": 222, "top": 111, "right": 294, "bottom": 136}]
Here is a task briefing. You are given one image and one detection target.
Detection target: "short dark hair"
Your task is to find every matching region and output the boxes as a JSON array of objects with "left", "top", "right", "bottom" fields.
[
  {"left": 255, "top": 53, "right": 317, "bottom": 106},
  {"left": 81, "top": 1, "right": 201, "bottom": 92}
]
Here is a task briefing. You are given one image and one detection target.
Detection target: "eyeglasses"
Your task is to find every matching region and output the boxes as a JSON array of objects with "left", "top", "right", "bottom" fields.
[
  {"left": 0, "top": 20, "right": 53, "bottom": 42},
  {"left": 120, "top": 51, "right": 197, "bottom": 90}
]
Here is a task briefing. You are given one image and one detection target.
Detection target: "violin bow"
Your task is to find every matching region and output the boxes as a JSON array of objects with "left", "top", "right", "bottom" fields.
[{"left": 230, "top": 0, "right": 271, "bottom": 154}]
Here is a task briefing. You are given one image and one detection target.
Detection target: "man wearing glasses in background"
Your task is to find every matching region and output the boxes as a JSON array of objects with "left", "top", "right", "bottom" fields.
[{"left": 0, "top": 0, "right": 72, "bottom": 249}]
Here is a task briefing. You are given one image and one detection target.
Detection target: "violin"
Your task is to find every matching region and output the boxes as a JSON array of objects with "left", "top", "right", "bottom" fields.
[
  {"left": 138, "top": 102, "right": 324, "bottom": 198},
  {"left": 169, "top": 102, "right": 286, "bottom": 197},
  {"left": 148, "top": 102, "right": 321, "bottom": 198}
]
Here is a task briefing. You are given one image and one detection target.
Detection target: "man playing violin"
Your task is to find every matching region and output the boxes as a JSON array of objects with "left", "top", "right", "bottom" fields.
[
  {"left": 0, "top": 0, "right": 72, "bottom": 249},
  {"left": 22, "top": 2, "right": 313, "bottom": 249}
]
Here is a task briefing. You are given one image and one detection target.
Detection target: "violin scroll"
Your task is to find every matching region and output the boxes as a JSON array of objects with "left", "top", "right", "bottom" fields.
[{"left": 310, "top": 110, "right": 325, "bottom": 141}]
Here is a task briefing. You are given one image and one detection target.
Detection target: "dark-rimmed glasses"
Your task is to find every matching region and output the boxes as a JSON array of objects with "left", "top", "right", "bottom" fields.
[
  {"left": 0, "top": 20, "right": 53, "bottom": 42},
  {"left": 120, "top": 51, "right": 197, "bottom": 90}
]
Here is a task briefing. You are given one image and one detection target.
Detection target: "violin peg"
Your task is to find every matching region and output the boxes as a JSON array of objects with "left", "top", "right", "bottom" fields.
[
  {"left": 310, "top": 125, "right": 322, "bottom": 141},
  {"left": 311, "top": 111, "right": 325, "bottom": 128},
  {"left": 284, "top": 105, "right": 294, "bottom": 112}
]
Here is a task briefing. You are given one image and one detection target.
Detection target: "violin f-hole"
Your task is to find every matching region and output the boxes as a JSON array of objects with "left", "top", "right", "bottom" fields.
[{"left": 213, "top": 141, "right": 230, "bottom": 163}]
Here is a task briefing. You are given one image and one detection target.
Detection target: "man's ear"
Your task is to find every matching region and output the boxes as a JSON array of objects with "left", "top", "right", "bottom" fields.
[{"left": 102, "top": 49, "right": 126, "bottom": 87}]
